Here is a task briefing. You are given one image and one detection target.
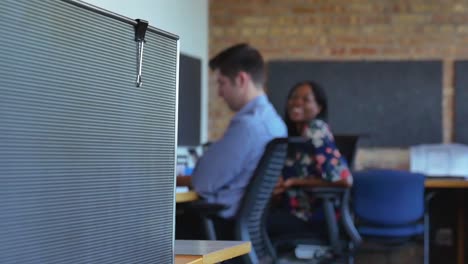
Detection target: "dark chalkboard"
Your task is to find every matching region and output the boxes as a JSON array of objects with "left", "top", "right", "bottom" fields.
[
  {"left": 178, "top": 54, "right": 201, "bottom": 146},
  {"left": 455, "top": 61, "right": 468, "bottom": 144},
  {"left": 267, "top": 61, "right": 442, "bottom": 147}
]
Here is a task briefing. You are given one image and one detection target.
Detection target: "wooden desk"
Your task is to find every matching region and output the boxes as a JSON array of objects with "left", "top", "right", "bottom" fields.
[
  {"left": 175, "top": 240, "right": 251, "bottom": 264},
  {"left": 425, "top": 178, "right": 468, "bottom": 264},
  {"left": 425, "top": 178, "right": 468, "bottom": 188},
  {"left": 175, "top": 255, "right": 203, "bottom": 264},
  {"left": 176, "top": 191, "right": 199, "bottom": 203}
]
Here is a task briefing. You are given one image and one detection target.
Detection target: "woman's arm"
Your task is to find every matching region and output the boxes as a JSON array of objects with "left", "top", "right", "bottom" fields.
[{"left": 300, "top": 120, "right": 353, "bottom": 187}]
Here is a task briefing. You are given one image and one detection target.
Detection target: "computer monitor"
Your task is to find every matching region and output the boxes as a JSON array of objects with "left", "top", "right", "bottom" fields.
[{"left": 178, "top": 53, "right": 202, "bottom": 146}]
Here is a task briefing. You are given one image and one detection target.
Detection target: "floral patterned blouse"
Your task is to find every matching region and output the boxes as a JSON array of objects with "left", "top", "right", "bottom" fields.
[{"left": 282, "top": 119, "right": 352, "bottom": 223}]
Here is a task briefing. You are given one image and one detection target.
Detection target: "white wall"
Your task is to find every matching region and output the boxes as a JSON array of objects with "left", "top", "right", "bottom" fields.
[{"left": 84, "top": 0, "right": 209, "bottom": 145}]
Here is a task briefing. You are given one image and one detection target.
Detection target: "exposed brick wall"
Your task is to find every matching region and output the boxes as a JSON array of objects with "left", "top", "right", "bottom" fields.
[{"left": 209, "top": 0, "right": 468, "bottom": 169}]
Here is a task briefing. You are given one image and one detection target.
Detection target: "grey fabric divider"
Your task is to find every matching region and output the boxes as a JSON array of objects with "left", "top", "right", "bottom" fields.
[
  {"left": 267, "top": 60, "right": 442, "bottom": 147},
  {"left": 0, "top": 0, "right": 177, "bottom": 263}
]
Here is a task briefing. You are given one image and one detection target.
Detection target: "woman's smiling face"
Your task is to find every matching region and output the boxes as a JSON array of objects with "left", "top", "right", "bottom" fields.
[{"left": 287, "top": 83, "right": 322, "bottom": 123}]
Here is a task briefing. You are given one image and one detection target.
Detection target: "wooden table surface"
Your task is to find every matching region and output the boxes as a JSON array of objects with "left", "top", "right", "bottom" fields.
[
  {"left": 175, "top": 240, "right": 251, "bottom": 264},
  {"left": 174, "top": 255, "right": 203, "bottom": 264},
  {"left": 175, "top": 191, "right": 199, "bottom": 203},
  {"left": 425, "top": 178, "right": 468, "bottom": 188}
]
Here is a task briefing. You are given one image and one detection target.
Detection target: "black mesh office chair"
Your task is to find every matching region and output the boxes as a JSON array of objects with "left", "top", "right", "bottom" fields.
[
  {"left": 189, "top": 137, "right": 361, "bottom": 263},
  {"left": 234, "top": 137, "right": 361, "bottom": 263},
  {"left": 233, "top": 137, "right": 293, "bottom": 264},
  {"left": 186, "top": 138, "right": 292, "bottom": 263},
  {"left": 273, "top": 187, "right": 362, "bottom": 263},
  {"left": 265, "top": 138, "right": 362, "bottom": 264}
]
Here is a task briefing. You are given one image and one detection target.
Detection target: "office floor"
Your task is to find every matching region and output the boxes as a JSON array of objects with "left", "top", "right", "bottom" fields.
[
  {"left": 275, "top": 244, "right": 423, "bottom": 264},
  {"left": 355, "top": 243, "right": 423, "bottom": 264}
]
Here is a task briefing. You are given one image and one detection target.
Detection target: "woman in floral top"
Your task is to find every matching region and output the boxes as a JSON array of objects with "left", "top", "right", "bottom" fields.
[{"left": 268, "top": 81, "right": 352, "bottom": 237}]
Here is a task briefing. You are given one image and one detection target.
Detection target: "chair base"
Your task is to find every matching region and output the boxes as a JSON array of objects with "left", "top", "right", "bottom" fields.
[{"left": 274, "top": 238, "right": 357, "bottom": 264}]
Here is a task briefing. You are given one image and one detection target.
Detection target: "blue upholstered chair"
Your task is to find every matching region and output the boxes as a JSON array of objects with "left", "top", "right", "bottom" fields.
[{"left": 352, "top": 169, "right": 428, "bottom": 264}]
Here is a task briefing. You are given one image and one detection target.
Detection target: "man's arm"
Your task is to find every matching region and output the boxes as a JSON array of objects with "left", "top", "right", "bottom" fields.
[{"left": 191, "top": 118, "right": 252, "bottom": 195}]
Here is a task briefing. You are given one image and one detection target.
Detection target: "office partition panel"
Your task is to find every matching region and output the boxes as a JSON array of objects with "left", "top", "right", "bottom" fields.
[
  {"left": 267, "top": 61, "right": 442, "bottom": 147},
  {"left": 0, "top": 0, "right": 178, "bottom": 263}
]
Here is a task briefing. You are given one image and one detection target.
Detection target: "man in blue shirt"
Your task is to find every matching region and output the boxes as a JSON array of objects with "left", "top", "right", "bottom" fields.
[{"left": 178, "top": 43, "right": 286, "bottom": 219}]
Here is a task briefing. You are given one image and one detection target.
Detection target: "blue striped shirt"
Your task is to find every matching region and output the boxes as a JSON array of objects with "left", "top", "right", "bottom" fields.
[{"left": 192, "top": 95, "right": 287, "bottom": 218}]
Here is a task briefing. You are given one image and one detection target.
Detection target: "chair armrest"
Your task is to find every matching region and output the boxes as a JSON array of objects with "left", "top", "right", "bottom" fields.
[
  {"left": 303, "top": 187, "right": 349, "bottom": 254},
  {"left": 308, "top": 187, "right": 362, "bottom": 247},
  {"left": 340, "top": 190, "right": 362, "bottom": 246},
  {"left": 307, "top": 187, "right": 347, "bottom": 200},
  {"left": 308, "top": 187, "right": 347, "bottom": 193},
  {"left": 307, "top": 187, "right": 348, "bottom": 200}
]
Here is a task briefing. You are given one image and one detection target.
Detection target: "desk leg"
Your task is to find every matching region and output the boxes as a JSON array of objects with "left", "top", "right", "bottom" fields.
[
  {"left": 425, "top": 191, "right": 436, "bottom": 264},
  {"left": 457, "top": 190, "right": 465, "bottom": 264}
]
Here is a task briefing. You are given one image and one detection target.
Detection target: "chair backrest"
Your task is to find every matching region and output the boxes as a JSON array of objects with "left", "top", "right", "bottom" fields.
[
  {"left": 334, "top": 134, "right": 359, "bottom": 170},
  {"left": 234, "top": 137, "right": 307, "bottom": 264},
  {"left": 352, "top": 169, "right": 425, "bottom": 226}
]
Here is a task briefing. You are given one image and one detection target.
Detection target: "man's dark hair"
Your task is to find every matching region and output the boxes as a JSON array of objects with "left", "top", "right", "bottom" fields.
[{"left": 209, "top": 43, "right": 265, "bottom": 87}]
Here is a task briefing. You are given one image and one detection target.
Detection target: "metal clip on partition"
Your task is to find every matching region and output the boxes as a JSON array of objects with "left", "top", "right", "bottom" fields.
[{"left": 134, "top": 19, "right": 149, "bottom": 87}]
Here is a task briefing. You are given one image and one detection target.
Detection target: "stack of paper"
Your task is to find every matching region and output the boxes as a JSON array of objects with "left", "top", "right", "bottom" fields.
[
  {"left": 176, "top": 186, "right": 190, "bottom": 193},
  {"left": 410, "top": 143, "right": 468, "bottom": 178}
]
